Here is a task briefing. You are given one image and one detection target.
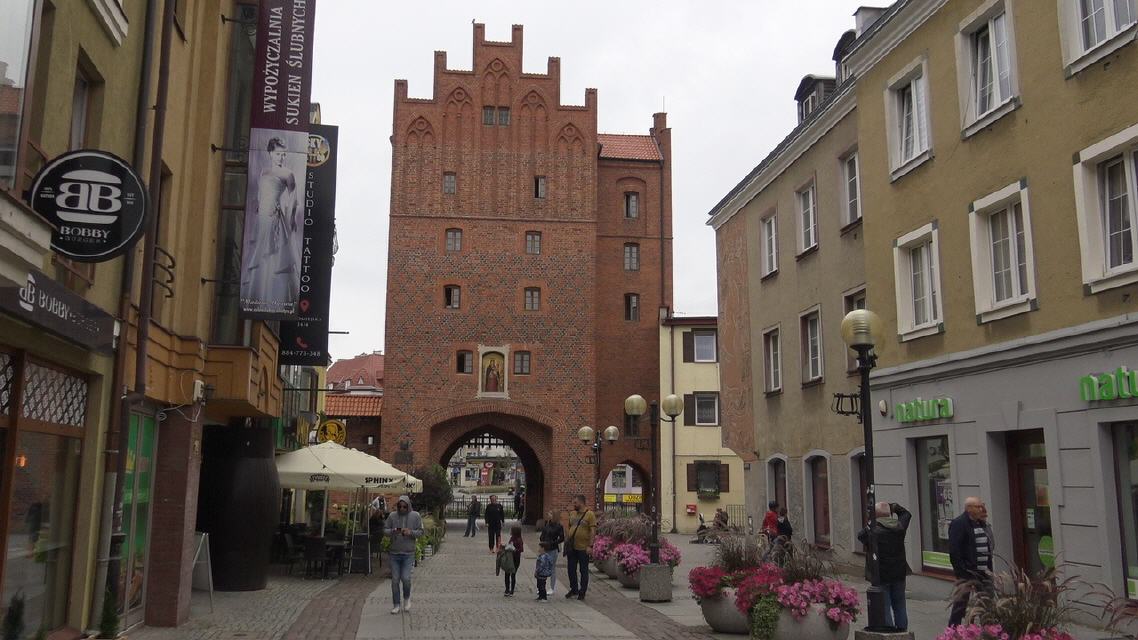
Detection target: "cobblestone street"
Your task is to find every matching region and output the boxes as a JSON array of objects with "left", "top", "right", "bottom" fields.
[{"left": 130, "top": 521, "right": 1112, "bottom": 640}]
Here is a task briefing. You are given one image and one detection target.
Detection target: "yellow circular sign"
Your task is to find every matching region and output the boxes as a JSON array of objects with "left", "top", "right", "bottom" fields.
[{"left": 317, "top": 419, "right": 347, "bottom": 445}]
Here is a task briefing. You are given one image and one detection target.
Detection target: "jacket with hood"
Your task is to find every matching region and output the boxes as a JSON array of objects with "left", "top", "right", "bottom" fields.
[
  {"left": 857, "top": 503, "right": 912, "bottom": 584},
  {"left": 384, "top": 495, "right": 424, "bottom": 555}
]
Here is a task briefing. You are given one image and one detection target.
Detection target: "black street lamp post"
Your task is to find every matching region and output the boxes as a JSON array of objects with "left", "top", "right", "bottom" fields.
[
  {"left": 623, "top": 394, "right": 683, "bottom": 565},
  {"left": 578, "top": 425, "right": 619, "bottom": 513},
  {"left": 839, "top": 309, "right": 890, "bottom": 632}
]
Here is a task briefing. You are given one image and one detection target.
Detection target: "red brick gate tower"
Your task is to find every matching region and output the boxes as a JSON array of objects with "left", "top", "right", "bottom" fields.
[{"left": 383, "top": 24, "right": 672, "bottom": 522}]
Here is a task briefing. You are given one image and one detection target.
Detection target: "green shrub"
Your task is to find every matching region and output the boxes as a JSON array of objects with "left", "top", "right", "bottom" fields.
[
  {"left": 411, "top": 464, "right": 453, "bottom": 520},
  {"left": 749, "top": 594, "right": 780, "bottom": 640}
]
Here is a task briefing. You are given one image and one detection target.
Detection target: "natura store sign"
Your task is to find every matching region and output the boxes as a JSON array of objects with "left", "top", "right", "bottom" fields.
[
  {"left": 895, "top": 397, "right": 954, "bottom": 424},
  {"left": 1079, "top": 366, "right": 1138, "bottom": 402}
]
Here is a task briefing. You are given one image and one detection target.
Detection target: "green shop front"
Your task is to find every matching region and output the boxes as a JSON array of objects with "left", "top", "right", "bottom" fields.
[{"left": 870, "top": 317, "right": 1138, "bottom": 604}]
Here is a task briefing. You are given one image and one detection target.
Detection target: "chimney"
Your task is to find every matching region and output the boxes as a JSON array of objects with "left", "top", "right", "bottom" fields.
[
  {"left": 652, "top": 112, "right": 668, "bottom": 132},
  {"left": 854, "top": 6, "right": 887, "bottom": 37}
]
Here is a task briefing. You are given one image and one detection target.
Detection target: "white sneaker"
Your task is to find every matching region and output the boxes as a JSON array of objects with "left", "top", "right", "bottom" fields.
[
  {"left": 402, "top": 598, "right": 412, "bottom": 612},
  {"left": 391, "top": 605, "right": 402, "bottom": 615}
]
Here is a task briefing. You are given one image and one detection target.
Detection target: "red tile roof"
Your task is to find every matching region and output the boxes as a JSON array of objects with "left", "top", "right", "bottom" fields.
[
  {"left": 598, "top": 134, "right": 661, "bottom": 161},
  {"left": 325, "top": 394, "right": 382, "bottom": 417},
  {"left": 328, "top": 352, "right": 384, "bottom": 389}
]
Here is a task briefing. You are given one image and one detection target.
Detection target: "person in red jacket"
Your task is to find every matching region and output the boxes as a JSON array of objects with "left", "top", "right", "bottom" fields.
[{"left": 761, "top": 501, "right": 780, "bottom": 541}]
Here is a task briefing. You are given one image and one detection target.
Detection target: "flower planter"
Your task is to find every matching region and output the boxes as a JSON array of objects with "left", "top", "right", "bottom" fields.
[
  {"left": 617, "top": 569, "right": 640, "bottom": 589},
  {"left": 603, "top": 556, "right": 621, "bottom": 579},
  {"left": 774, "top": 604, "right": 849, "bottom": 640},
  {"left": 698, "top": 588, "right": 749, "bottom": 634}
]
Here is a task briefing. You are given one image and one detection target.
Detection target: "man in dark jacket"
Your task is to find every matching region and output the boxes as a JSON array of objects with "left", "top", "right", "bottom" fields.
[
  {"left": 947, "top": 496, "right": 994, "bottom": 625},
  {"left": 858, "top": 501, "right": 912, "bottom": 631},
  {"left": 484, "top": 494, "right": 505, "bottom": 551},
  {"left": 464, "top": 495, "right": 481, "bottom": 537}
]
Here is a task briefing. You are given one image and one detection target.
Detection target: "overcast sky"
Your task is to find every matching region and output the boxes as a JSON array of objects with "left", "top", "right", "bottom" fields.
[{"left": 313, "top": 1, "right": 872, "bottom": 361}]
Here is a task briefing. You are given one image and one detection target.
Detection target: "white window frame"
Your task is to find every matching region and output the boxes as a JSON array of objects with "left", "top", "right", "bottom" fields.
[
  {"left": 524, "top": 287, "right": 541, "bottom": 311},
  {"left": 624, "top": 243, "right": 640, "bottom": 271},
  {"left": 893, "top": 222, "right": 945, "bottom": 341},
  {"left": 841, "top": 152, "right": 861, "bottom": 225},
  {"left": 797, "top": 182, "right": 818, "bottom": 253},
  {"left": 1058, "top": 0, "right": 1138, "bottom": 76},
  {"left": 884, "top": 56, "right": 932, "bottom": 181},
  {"left": 969, "top": 180, "right": 1038, "bottom": 322},
  {"left": 1074, "top": 123, "right": 1138, "bottom": 293},
  {"left": 446, "top": 228, "right": 462, "bottom": 252},
  {"left": 526, "top": 231, "right": 542, "bottom": 255},
  {"left": 955, "top": 0, "right": 1021, "bottom": 138},
  {"left": 443, "top": 172, "right": 457, "bottom": 194},
  {"left": 694, "top": 392, "right": 720, "bottom": 426},
  {"left": 534, "top": 176, "right": 547, "bottom": 199},
  {"left": 693, "top": 330, "right": 717, "bottom": 362},
  {"left": 842, "top": 286, "right": 867, "bottom": 372},
  {"left": 760, "top": 212, "right": 779, "bottom": 276},
  {"left": 444, "top": 285, "right": 461, "bottom": 309},
  {"left": 799, "top": 306, "right": 823, "bottom": 383},
  {"left": 762, "top": 325, "right": 782, "bottom": 393}
]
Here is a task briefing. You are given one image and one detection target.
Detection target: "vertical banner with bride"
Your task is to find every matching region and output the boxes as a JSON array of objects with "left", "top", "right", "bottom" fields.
[{"left": 240, "top": 0, "right": 317, "bottom": 318}]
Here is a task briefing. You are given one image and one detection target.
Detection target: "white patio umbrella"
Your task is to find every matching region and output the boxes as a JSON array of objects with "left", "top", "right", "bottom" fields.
[{"left": 276, "top": 442, "right": 423, "bottom": 537}]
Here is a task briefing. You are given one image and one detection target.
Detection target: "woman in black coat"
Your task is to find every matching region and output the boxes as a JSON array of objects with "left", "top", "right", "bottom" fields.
[{"left": 539, "top": 510, "right": 566, "bottom": 596}]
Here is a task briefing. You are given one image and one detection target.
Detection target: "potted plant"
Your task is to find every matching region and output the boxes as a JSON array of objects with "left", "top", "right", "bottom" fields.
[
  {"left": 940, "top": 563, "right": 1082, "bottom": 640},
  {"left": 612, "top": 539, "right": 682, "bottom": 589}
]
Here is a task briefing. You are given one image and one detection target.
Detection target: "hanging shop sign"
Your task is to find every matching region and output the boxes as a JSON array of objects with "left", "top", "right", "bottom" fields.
[
  {"left": 279, "top": 124, "right": 337, "bottom": 365},
  {"left": 0, "top": 268, "right": 116, "bottom": 353},
  {"left": 1079, "top": 366, "right": 1138, "bottom": 402},
  {"left": 27, "top": 149, "right": 147, "bottom": 262},
  {"left": 895, "top": 396, "right": 954, "bottom": 423},
  {"left": 239, "top": 0, "right": 318, "bottom": 318},
  {"left": 316, "top": 419, "right": 346, "bottom": 445}
]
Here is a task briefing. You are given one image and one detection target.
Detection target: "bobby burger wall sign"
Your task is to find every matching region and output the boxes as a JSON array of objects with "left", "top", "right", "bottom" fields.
[{"left": 28, "top": 150, "right": 147, "bottom": 262}]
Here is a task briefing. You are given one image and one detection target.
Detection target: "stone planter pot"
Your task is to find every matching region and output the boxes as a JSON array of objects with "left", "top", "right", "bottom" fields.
[
  {"left": 603, "top": 556, "right": 621, "bottom": 579},
  {"left": 698, "top": 588, "right": 749, "bottom": 634},
  {"left": 774, "top": 604, "right": 850, "bottom": 640},
  {"left": 617, "top": 569, "right": 640, "bottom": 589}
]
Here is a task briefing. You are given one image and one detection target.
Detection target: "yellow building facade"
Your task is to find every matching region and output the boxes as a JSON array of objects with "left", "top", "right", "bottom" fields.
[{"left": 659, "top": 316, "right": 746, "bottom": 534}]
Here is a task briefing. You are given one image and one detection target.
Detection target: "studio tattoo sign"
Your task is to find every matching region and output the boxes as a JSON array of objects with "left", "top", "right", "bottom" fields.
[{"left": 239, "top": 0, "right": 317, "bottom": 318}]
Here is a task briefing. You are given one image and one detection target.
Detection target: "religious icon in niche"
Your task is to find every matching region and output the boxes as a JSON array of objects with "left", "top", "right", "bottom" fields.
[{"left": 482, "top": 352, "right": 506, "bottom": 394}]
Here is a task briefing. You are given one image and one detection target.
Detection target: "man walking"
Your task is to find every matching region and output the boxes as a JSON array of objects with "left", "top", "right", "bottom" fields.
[
  {"left": 485, "top": 494, "right": 505, "bottom": 551},
  {"left": 857, "top": 501, "right": 912, "bottom": 631},
  {"left": 464, "top": 495, "right": 481, "bottom": 537},
  {"left": 383, "top": 495, "right": 423, "bottom": 614},
  {"left": 948, "top": 496, "right": 994, "bottom": 625},
  {"left": 564, "top": 494, "right": 596, "bottom": 600}
]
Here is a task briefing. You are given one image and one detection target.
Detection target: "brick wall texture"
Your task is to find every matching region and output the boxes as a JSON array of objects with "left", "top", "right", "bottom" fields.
[{"left": 383, "top": 24, "right": 672, "bottom": 521}]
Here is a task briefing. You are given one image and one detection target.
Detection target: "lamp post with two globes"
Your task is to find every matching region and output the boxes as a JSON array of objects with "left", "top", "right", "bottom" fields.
[
  {"left": 623, "top": 393, "right": 684, "bottom": 565},
  {"left": 578, "top": 425, "right": 620, "bottom": 513}
]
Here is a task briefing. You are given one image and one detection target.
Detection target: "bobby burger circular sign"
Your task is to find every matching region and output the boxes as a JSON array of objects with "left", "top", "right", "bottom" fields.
[{"left": 29, "top": 150, "right": 147, "bottom": 262}]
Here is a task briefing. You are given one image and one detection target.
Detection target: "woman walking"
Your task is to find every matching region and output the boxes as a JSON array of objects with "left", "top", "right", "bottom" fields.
[{"left": 539, "top": 510, "right": 565, "bottom": 596}]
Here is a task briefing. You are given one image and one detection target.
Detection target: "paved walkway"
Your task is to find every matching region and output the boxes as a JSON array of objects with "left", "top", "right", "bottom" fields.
[{"left": 131, "top": 521, "right": 1113, "bottom": 640}]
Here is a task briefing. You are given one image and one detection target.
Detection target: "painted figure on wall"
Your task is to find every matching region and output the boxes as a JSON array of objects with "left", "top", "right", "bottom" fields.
[{"left": 482, "top": 352, "right": 505, "bottom": 394}]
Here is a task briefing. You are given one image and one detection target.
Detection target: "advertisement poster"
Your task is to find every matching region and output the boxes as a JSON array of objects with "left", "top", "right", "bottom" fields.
[
  {"left": 240, "top": 0, "right": 317, "bottom": 318},
  {"left": 279, "top": 125, "right": 337, "bottom": 365}
]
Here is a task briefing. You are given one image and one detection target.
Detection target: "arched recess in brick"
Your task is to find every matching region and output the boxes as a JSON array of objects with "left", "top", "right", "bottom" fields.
[
  {"left": 600, "top": 457, "right": 653, "bottom": 515},
  {"left": 443, "top": 87, "right": 472, "bottom": 149},
  {"left": 520, "top": 90, "right": 548, "bottom": 153},
  {"left": 556, "top": 123, "right": 585, "bottom": 156},
  {"left": 430, "top": 411, "right": 554, "bottom": 525},
  {"left": 406, "top": 117, "right": 435, "bottom": 145},
  {"left": 480, "top": 58, "right": 511, "bottom": 106}
]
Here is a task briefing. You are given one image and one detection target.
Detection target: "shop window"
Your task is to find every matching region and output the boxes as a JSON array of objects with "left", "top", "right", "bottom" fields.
[
  {"left": 916, "top": 435, "right": 953, "bottom": 570},
  {"left": 807, "top": 456, "right": 831, "bottom": 546},
  {"left": 1115, "top": 423, "right": 1138, "bottom": 598}
]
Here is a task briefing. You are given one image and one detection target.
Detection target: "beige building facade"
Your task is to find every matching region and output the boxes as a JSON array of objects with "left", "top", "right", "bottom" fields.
[
  {"left": 845, "top": 0, "right": 1138, "bottom": 604},
  {"left": 659, "top": 316, "right": 746, "bottom": 535}
]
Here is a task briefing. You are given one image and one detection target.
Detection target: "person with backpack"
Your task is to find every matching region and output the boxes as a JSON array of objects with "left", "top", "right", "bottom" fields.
[{"left": 564, "top": 494, "right": 596, "bottom": 600}]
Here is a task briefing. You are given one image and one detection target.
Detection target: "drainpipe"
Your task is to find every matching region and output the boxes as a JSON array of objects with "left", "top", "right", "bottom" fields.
[{"left": 90, "top": 0, "right": 159, "bottom": 629}]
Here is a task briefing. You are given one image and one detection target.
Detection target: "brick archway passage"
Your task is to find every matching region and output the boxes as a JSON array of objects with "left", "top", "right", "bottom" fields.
[{"left": 431, "top": 413, "right": 554, "bottom": 525}]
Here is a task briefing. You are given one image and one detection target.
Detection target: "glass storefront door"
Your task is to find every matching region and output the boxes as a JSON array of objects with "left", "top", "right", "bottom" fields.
[
  {"left": 118, "top": 413, "right": 157, "bottom": 628},
  {"left": 1007, "top": 429, "right": 1052, "bottom": 575},
  {"left": 916, "top": 436, "right": 953, "bottom": 570},
  {"left": 1114, "top": 423, "right": 1138, "bottom": 599}
]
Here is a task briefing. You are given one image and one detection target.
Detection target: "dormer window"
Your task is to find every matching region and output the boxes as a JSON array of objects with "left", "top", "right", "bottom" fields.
[{"left": 799, "top": 92, "right": 818, "bottom": 121}]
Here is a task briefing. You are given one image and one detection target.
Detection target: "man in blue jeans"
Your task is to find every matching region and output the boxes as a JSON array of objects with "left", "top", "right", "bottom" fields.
[
  {"left": 384, "top": 495, "right": 424, "bottom": 614},
  {"left": 857, "top": 501, "right": 912, "bottom": 631}
]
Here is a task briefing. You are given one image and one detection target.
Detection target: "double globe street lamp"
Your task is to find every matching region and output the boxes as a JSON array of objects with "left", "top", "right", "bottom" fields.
[
  {"left": 623, "top": 393, "right": 683, "bottom": 564},
  {"left": 837, "top": 308, "right": 892, "bottom": 632},
  {"left": 578, "top": 424, "right": 620, "bottom": 513}
]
